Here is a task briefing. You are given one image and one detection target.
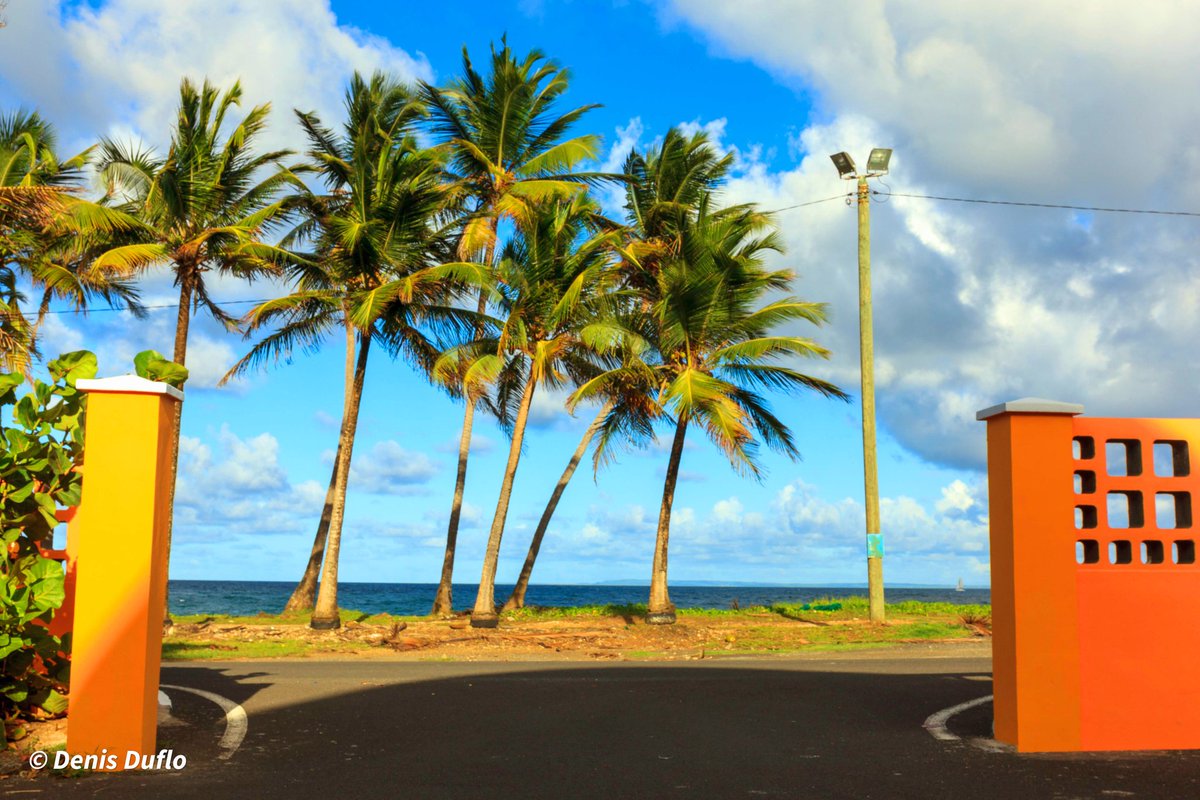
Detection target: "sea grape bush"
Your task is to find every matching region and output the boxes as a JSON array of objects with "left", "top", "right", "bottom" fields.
[
  {"left": 0, "top": 350, "right": 94, "bottom": 740},
  {"left": 0, "top": 349, "right": 187, "bottom": 745}
]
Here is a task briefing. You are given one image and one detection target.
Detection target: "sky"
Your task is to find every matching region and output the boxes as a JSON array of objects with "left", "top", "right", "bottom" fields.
[{"left": 2, "top": 0, "right": 1199, "bottom": 589}]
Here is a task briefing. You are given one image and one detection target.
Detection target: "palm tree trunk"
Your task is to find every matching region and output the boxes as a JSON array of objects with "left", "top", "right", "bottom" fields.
[
  {"left": 647, "top": 413, "right": 688, "bottom": 624},
  {"left": 285, "top": 313, "right": 357, "bottom": 612},
  {"left": 162, "top": 269, "right": 194, "bottom": 626},
  {"left": 432, "top": 235, "right": 494, "bottom": 615},
  {"left": 27, "top": 288, "right": 53, "bottom": 358},
  {"left": 469, "top": 373, "right": 537, "bottom": 627},
  {"left": 502, "top": 402, "right": 611, "bottom": 611},
  {"left": 282, "top": 450, "right": 338, "bottom": 612},
  {"left": 311, "top": 327, "right": 371, "bottom": 630},
  {"left": 431, "top": 397, "right": 475, "bottom": 615}
]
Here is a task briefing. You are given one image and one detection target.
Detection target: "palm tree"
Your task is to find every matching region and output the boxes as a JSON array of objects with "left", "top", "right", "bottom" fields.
[
  {"left": 436, "top": 194, "right": 621, "bottom": 627},
  {"left": 496, "top": 132, "right": 732, "bottom": 611},
  {"left": 0, "top": 111, "right": 144, "bottom": 372},
  {"left": 573, "top": 200, "right": 848, "bottom": 624},
  {"left": 224, "top": 72, "right": 484, "bottom": 629},
  {"left": 420, "top": 39, "right": 608, "bottom": 615},
  {"left": 94, "top": 79, "right": 299, "bottom": 621},
  {"left": 498, "top": 399, "right": 611, "bottom": 611}
]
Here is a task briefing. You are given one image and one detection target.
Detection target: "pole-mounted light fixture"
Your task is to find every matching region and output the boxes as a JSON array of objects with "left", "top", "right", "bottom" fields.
[
  {"left": 866, "top": 148, "right": 892, "bottom": 176},
  {"left": 831, "top": 151, "right": 857, "bottom": 180},
  {"left": 829, "top": 147, "right": 893, "bottom": 625}
]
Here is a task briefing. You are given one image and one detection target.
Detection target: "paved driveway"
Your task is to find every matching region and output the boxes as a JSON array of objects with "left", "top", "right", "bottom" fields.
[{"left": 16, "top": 655, "right": 1200, "bottom": 799}]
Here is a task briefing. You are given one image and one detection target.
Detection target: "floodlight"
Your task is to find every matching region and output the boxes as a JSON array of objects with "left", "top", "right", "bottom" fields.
[
  {"left": 866, "top": 148, "right": 892, "bottom": 175},
  {"left": 830, "top": 151, "right": 857, "bottom": 179}
]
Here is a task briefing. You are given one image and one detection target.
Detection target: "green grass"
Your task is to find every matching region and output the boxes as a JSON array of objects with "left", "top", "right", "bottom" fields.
[
  {"left": 171, "top": 609, "right": 423, "bottom": 627},
  {"left": 502, "top": 598, "right": 989, "bottom": 621},
  {"left": 501, "top": 603, "right": 648, "bottom": 620},
  {"left": 171, "top": 599, "right": 990, "bottom": 627},
  {"left": 162, "top": 639, "right": 369, "bottom": 660}
]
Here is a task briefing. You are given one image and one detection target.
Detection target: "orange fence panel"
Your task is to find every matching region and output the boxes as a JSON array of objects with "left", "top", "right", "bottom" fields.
[{"left": 980, "top": 398, "right": 1200, "bottom": 752}]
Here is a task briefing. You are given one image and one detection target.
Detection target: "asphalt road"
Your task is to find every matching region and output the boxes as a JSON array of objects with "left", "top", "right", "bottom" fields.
[{"left": 14, "top": 655, "right": 1200, "bottom": 799}]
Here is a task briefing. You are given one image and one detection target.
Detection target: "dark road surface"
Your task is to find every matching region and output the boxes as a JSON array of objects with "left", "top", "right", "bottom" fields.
[{"left": 13, "top": 655, "right": 1200, "bottom": 799}]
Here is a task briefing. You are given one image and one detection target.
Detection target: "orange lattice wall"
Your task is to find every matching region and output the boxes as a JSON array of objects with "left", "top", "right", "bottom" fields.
[{"left": 980, "top": 398, "right": 1200, "bottom": 752}]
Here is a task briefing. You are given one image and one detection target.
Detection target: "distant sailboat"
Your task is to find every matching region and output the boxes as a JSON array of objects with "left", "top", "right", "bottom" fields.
[{"left": 955, "top": 577, "right": 965, "bottom": 592}]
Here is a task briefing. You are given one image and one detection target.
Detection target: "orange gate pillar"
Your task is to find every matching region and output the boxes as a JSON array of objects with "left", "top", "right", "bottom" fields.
[
  {"left": 977, "top": 397, "right": 1084, "bottom": 752},
  {"left": 66, "top": 375, "right": 182, "bottom": 765}
]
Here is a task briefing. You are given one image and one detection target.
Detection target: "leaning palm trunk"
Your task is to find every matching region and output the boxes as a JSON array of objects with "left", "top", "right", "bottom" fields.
[
  {"left": 432, "top": 282, "right": 492, "bottom": 616},
  {"left": 311, "top": 327, "right": 371, "bottom": 630},
  {"left": 283, "top": 452, "right": 339, "bottom": 612},
  {"left": 431, "top": 398, "right": 475, "bottom": 615},
  {"left": 502, "top": 402, "right": 611, "bottom": 611},
  {"left": 162, "top": 269, "right": 195, "bottom": 625},
  {"left": 648, "top": 413, "right": 689, "bottom": 624},
  {"left": 469, "top": 374, "right": 538, "bottom": 627}
]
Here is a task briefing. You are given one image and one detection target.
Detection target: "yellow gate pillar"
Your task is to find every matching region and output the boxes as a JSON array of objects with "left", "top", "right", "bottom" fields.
[{"left": 66, "top": 376, "right": 182, "bottom": 766}]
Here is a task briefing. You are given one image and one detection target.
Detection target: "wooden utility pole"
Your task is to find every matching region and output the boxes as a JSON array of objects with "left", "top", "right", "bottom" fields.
[{"left": 855, "top": 175, "right": 885, "bottom": 623}]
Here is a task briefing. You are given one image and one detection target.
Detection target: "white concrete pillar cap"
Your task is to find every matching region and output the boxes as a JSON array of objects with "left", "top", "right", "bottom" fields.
[
  {"left": 76, "top": 375, "right": 184, "bottom": 401},
  {"left": 976, "top": 397, "right": 1083, "bottom": 421}
]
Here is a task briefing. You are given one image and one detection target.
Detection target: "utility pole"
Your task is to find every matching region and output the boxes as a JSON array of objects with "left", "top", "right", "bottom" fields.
[{"left": 830, "top": 148, "right": 891, "bottom": 624}]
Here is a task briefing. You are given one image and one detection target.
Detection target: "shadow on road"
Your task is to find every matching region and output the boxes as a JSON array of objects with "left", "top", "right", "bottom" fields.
[{"left": 22, "top": 660, "right": 1200, "bottom": 799}]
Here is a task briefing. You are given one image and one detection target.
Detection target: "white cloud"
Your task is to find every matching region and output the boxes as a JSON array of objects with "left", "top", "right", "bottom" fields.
[
  {"left": 348, "top": 440, "right": 440, "bottom": 495},
  {"left": 174, "top": 427, "right": 324, "bottom": 539},
  {"left": 541, "top": 478, "right": 990, "bottom": 584},
  {"left": 641, "top": 2, "right": 1200, "bottom": 469},
  {"left": 935, "top": 479, "right": 976, "bottom": 515},
  {"left": 1, "top": 1, "right": 433, "bottom": 158}
]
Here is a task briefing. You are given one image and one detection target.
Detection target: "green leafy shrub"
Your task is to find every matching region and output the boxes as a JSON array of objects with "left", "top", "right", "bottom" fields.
[
  {"left": 1, "top": 350, "right": 94, "bottom": 741},
  {"left": 1, "top": 349, "right": 187, "bottom": 746}
]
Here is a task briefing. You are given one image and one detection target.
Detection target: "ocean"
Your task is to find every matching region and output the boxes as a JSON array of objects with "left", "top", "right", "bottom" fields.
[{"left": 169, "top": 580, "right": 990, "bottom": 617}]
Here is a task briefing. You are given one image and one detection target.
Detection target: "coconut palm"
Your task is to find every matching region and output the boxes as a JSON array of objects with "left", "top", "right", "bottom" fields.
[
  {"left": 616, "top": 127, "right": 734, "bottom": 301},
  {"left": 572, "top": 200, "right": 848, "bottom": 624},
  {"left": 224, "top": 72, "right": 485, "bottom": 629},
  {"left": 499, "top": 131, "right": 739, "bottom": 609},
  {"left": 435, "top": 194, "right": 621, "bottom": 626},
  {"left": 94, "top": 79, "right": 300, "bottom": 621},
  {"left": 420, "top": 38, "right": 609, "bottom": 615},
  {"left": 0, "top": 111, "right": 144, "bottom": 372}
]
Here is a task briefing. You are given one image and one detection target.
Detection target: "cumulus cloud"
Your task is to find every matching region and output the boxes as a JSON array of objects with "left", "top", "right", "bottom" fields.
[
  {"left": 651, "top": 1, "right": 1200, "bottom": 469},
  {"left": 174, "top": 427, "right": 326, "bottom": 540},
  {"left": 541, "top": 478, "right": 990, "bottom": 584},
  {"left": 348, "top": 440, "right": 440, "bottom": 495},
  {"left": 0, "top": 0, "right": 432, "bottom": 156}
]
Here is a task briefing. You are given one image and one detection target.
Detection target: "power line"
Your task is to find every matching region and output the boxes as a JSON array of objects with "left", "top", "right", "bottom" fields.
[
  {"left": 36, "top": 298, "right": 270, "bottom": 316},
  {"left": 871, "top": 189, "right": 1200, "bottom": 218},
  {"left": 769, "top": 192, "right": 854, "bottom": 213},
  {"left": 15, "top": 189, "right": 1200, "bottom": 319}
]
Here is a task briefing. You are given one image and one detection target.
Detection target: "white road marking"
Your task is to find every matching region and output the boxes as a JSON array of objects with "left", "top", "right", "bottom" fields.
[
  {"left": 923, "top": 694, "right": 993, "bottom": 741},
  {"left": 160, "top": 684, "right": 248, "bottom": 759},
  {"left": 157, "top": 689, "right": 187, "bottom": 728}
]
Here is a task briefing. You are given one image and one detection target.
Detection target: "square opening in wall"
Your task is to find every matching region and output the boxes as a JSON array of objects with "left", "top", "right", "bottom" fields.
[
  {"left": 1107, "top": 492, "right": 1144, "bottom": 528},
  {"left": 1105, "top": 439, "right": 1143, "bottom": 477},
  {"left": 1156, "top": 492, "right": 1193, "bottom": 529},
  {"left": 1141, "top": 540, "right": 1165, "bottom": 564},
  {"left": 1173, "top": 540, "right": 1196, "bottom": 565},
  {"left": 1109, "top": 540, "right": 1133, "bottom": 564},
  {"left": 1076, "top": 539, "right": 1100, "bottom": 564},
  {"left": 1153, "top": 440, "right": 1190, "bottom": 477},
  {"left": 1075, "top": 505, "right": 1098, "bottom": 529},
  {"left": 1074, "top": 471, "right": 1096, "bottom": 494},
  {"left": 1073, "top": 436, "right": 1095, "bottom": 460}
]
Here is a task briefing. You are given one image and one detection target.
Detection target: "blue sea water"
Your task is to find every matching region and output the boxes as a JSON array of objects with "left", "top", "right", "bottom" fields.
[{"left": 169, "top": 580, "right": 990, "bottom": 617}]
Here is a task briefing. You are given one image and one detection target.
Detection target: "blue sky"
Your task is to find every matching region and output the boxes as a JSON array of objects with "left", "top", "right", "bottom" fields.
[{"left": 4, "top": 1, "right": 1199, "bottom": 589}]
